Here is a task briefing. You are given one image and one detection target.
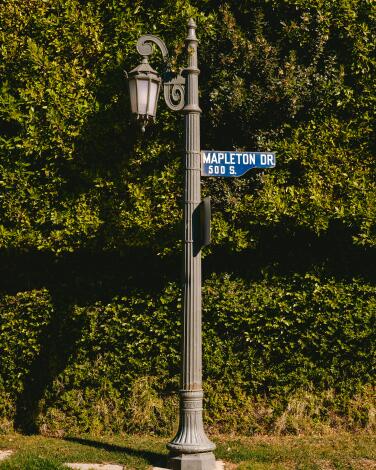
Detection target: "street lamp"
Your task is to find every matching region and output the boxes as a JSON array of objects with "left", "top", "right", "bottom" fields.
[
  {"left": 128, "top": 20, "right": 216, "bottom": 470},
  {"left": 128, "top": 58, "right": 161, "bottom": 131}
]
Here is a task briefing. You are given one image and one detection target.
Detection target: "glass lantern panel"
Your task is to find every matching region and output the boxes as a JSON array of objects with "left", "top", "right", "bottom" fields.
[
  {"left": 136, "top": 79, "right": 149, "bottom": 115},
  {"left": 147, "top": 81, "right": 159, "bottom": 117},
  {"left": 128, "top": 78, "right": 137, "bottom": 114}
]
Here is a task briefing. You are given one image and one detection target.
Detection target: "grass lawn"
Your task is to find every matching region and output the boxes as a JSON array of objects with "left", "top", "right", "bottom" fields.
[{"left": 0, "top": 432, "right": 374, "bottom": 469}]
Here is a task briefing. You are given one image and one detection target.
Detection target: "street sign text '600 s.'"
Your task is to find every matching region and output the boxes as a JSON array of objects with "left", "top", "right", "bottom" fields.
[{"left": 201, "top": 151, "right": 276, "bottom": 177}]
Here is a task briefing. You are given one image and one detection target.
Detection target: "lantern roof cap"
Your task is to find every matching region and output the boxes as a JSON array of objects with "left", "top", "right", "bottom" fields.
[{"left": 129, "top": 58, "right": 160, "bottom": 79}]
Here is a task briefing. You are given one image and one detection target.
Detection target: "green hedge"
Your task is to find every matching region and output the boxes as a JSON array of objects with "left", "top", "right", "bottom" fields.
[
  {"left": 0, "top": 289, "right": 53, "bottom": 396},
  {"left": 0, "top": 0, "right": 375, "bottom": 436},
  {"left": 0, "top": 0, "right": 375, "bottom": 253},
  {"left": 0, "top": 274, "right": 374, "bottom": 435}
]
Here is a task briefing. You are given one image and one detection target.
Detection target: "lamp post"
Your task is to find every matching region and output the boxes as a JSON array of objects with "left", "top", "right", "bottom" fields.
[{"left": 127, "top": 19, "right": 216, "bottom": 470}]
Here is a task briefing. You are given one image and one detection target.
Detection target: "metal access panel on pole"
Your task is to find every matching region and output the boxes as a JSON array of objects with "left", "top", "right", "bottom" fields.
[{"left": 200, "top": 196, "right": 211, "bottom": 247}]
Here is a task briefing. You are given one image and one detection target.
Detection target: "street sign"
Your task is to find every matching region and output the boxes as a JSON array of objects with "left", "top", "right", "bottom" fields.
[{"left": 201, "top": 150, "right": 276, "bottom": 177}]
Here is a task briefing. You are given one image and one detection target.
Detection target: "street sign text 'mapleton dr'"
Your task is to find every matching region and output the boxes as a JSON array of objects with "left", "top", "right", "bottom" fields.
[{"left": 201, "top": 150, "right": 276, "bottom": 177}]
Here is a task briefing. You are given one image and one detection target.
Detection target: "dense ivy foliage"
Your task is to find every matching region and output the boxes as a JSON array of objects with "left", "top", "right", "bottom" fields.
[
  {"left": 0, "top": 276, "right": 375, "bottom": 435},
  {"left": 0, "top": 0, "right": 375, "bottom": 434}
]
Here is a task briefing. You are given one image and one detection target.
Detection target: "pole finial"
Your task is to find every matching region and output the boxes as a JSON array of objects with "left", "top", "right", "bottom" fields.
[
  {"left": 187, "top": 18, "right": 197, "bottom": 41},
  {"left": 188, "top": 18, "right": 197, "bottom": 28}
]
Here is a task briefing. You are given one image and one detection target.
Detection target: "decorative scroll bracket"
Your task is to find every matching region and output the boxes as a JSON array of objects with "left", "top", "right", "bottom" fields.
[
  {"left": 164, "top": 71, "right": 186, "bottom": 111},
  {"left": 136, "top": 34, "right": 169, "bottom": 63},
  {"left": 135, "top": 34, "right": 186, "bottom": 112}
]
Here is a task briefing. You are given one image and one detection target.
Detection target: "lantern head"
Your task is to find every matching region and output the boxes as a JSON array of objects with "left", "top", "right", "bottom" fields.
[{"left": 128, "top": 57, "right": 161, "bottom": 131}]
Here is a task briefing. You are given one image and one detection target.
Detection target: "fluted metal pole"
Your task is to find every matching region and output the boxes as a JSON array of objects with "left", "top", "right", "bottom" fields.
[{"left": 167, "top": 19, "right": 216, "bottom": 470}]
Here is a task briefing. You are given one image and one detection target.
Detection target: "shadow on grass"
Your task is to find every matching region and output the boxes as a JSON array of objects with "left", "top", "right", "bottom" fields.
[{"left": 64, "top": 437, "right": 168, "bottom": 468}]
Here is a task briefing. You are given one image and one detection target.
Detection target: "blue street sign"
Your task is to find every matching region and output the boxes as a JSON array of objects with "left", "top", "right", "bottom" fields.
[{"left": 201, "top": 151, "right": 276, "bottom": 177}]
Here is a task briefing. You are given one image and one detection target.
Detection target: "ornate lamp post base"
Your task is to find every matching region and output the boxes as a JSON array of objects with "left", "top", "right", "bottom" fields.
[{"left": 167, "top": 391, "right": 216, "bottom": 470}]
